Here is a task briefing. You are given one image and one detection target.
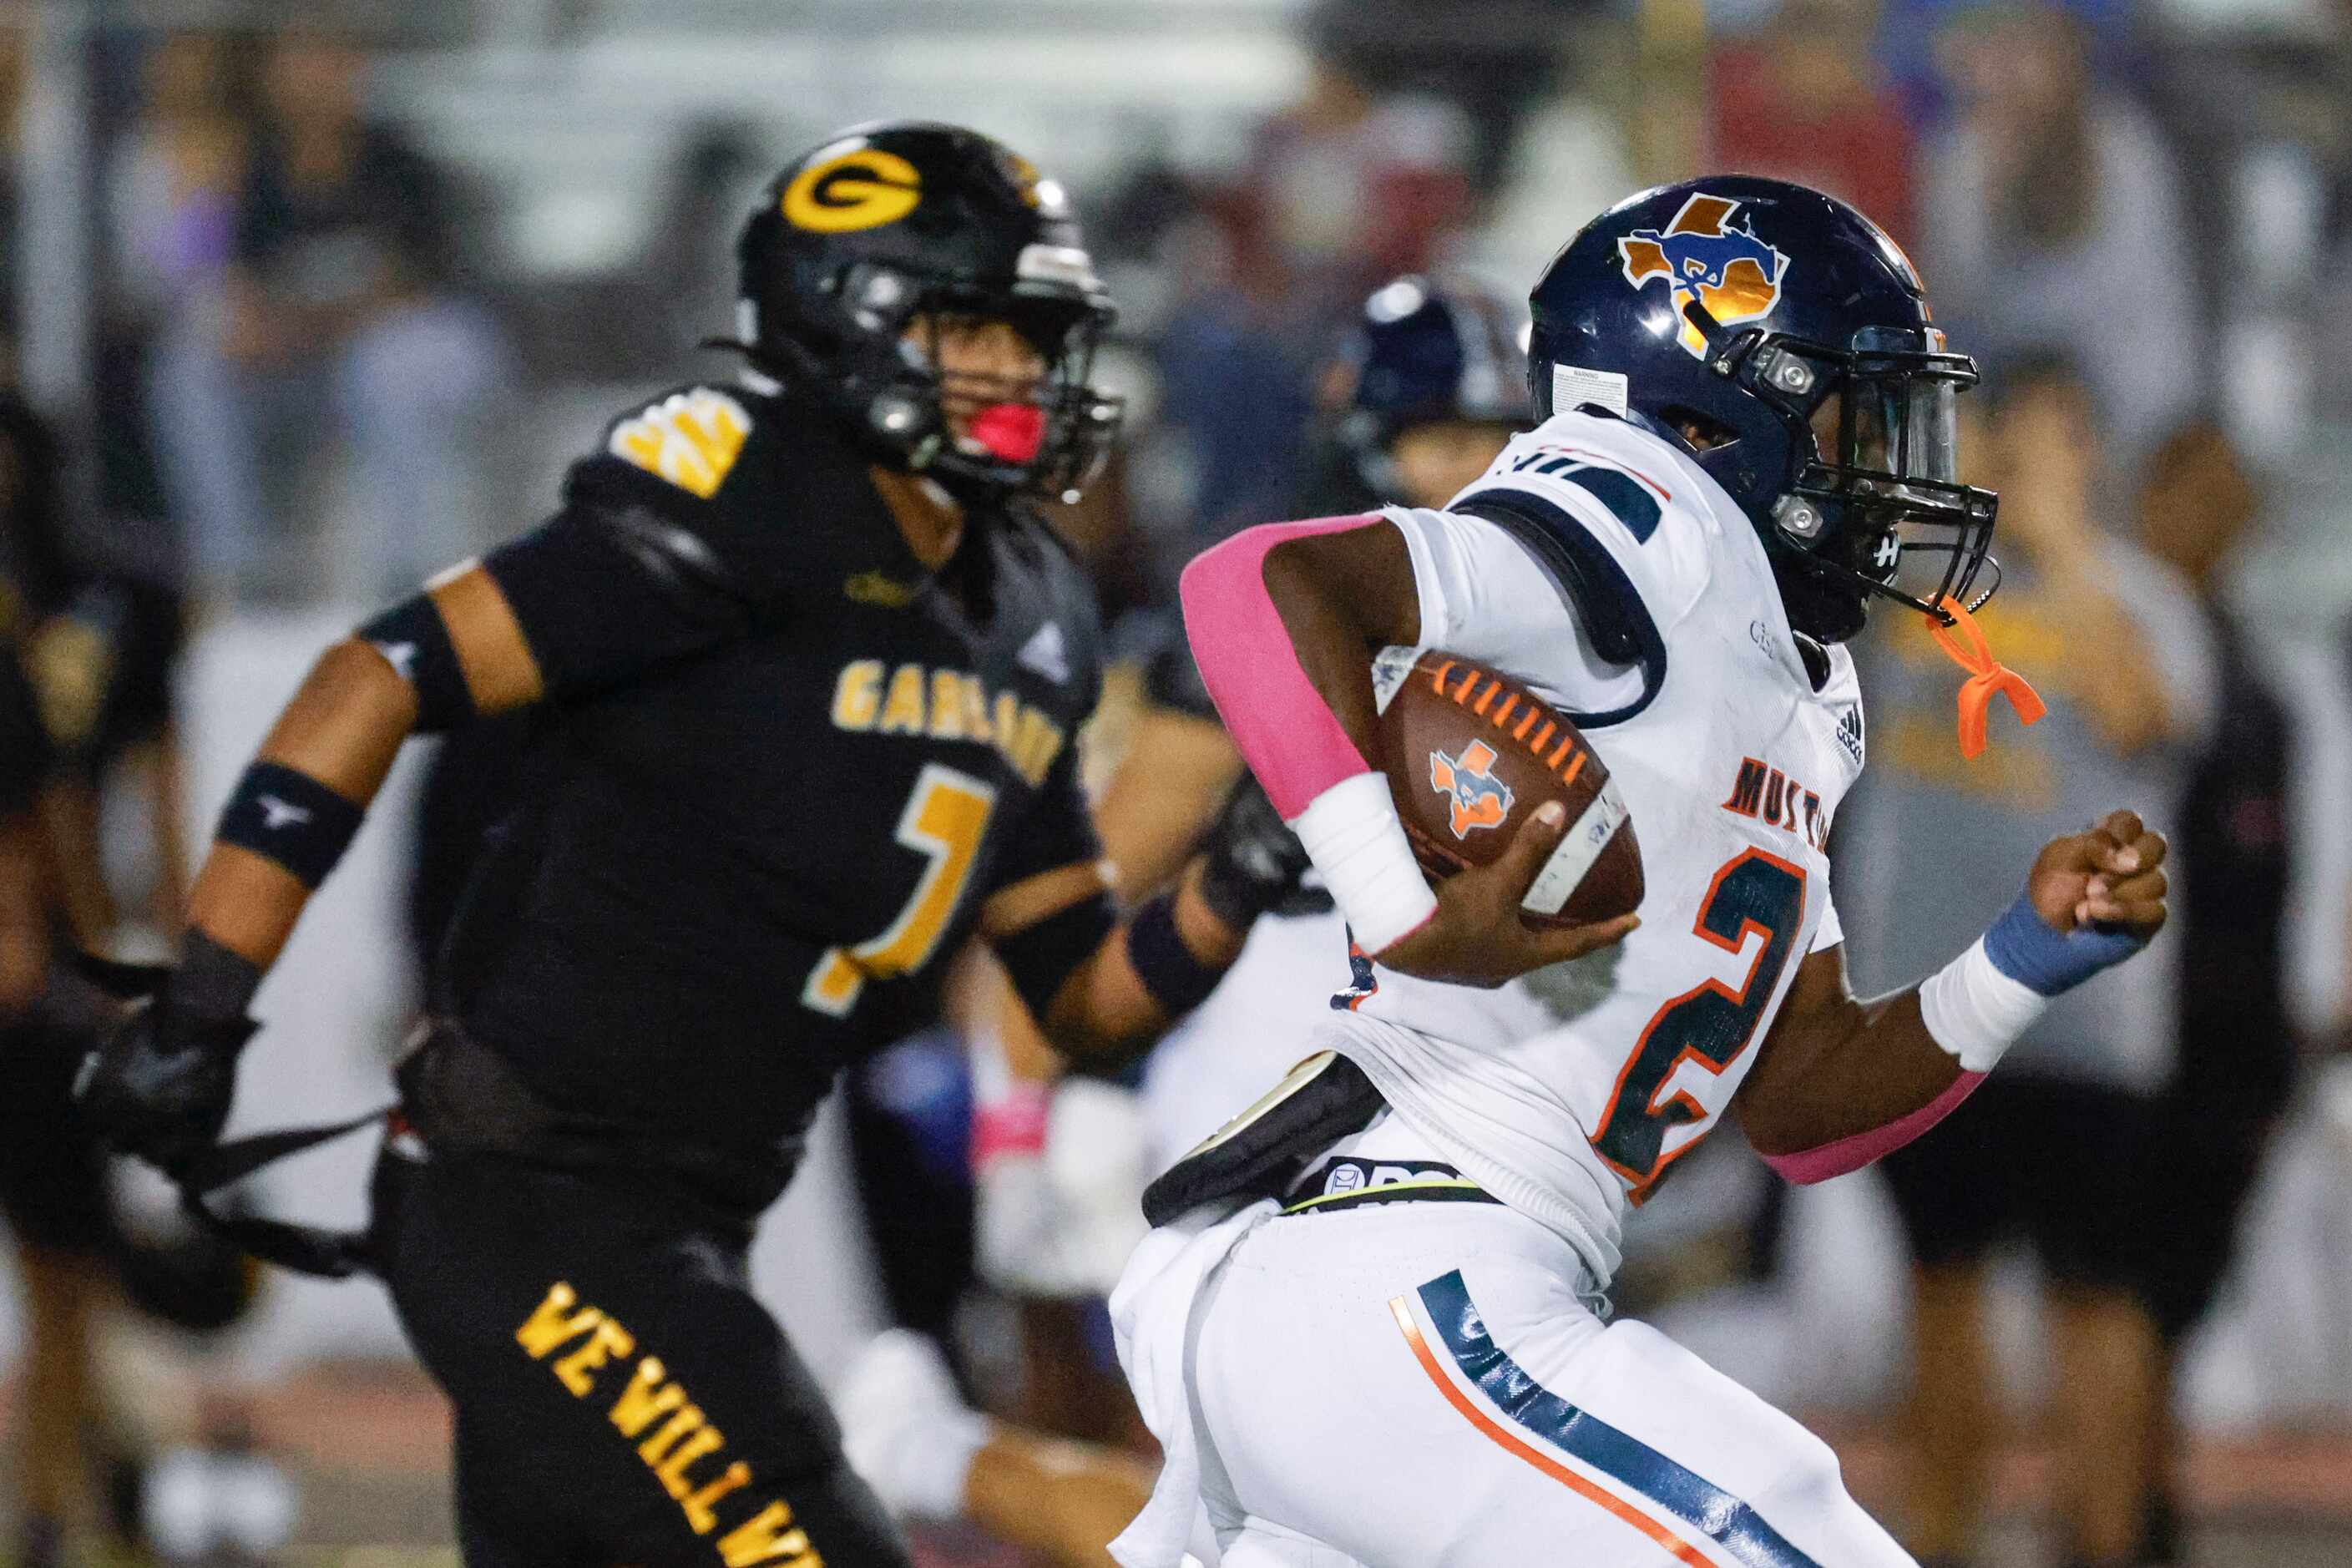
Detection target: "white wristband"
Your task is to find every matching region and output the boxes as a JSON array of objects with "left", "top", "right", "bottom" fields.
[
  {"left": 1917, "top": 935, "right": 2046, "bottom": 1074},
  {"left": 1287, "top": 771, "right": 1437, "bottom": 956}
]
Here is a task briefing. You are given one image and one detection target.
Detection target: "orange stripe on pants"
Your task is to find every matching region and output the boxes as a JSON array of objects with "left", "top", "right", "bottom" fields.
[{"left": 1389, "top": 1296, "right": 1714, "bottom": 1566}]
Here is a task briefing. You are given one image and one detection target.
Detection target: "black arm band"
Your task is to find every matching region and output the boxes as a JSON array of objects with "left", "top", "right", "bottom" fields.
[
  {"left": 996, "top": 888, "right": 1118, "bottom": 1021},
  {"left": 357, "top": 593, "right": 474, "bottom": 733},
  {"left": 215, "top": 761, "right": 365, "bottom": 889},
  {"left": 1125, "top": 891, "right": 1226, "bottom": 1018}
]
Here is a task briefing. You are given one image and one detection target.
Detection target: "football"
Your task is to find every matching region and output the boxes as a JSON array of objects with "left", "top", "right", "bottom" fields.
[{"left": 1376, "top": 650, "right": 1644, "bottom": 928}]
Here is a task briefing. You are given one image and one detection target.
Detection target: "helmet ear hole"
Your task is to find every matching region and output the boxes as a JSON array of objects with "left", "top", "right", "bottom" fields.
[
  {"left": 1657, "top": 406, "right": 1737, "bottom": 453},
  {"left": 842, "top": 262, "right": 916, "bottom": 331}
]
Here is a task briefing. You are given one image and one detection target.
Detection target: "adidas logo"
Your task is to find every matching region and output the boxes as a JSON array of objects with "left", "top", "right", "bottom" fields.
[
  {"left": 1834, "top": 704, "right": 1864, "bottom": 766},
  {"left": 1017, "top": 621, "right": 1070, "bottom": 685}
]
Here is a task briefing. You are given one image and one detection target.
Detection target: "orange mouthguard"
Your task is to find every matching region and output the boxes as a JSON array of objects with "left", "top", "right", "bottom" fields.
[{"left": 1925, "top": 595, "right": 2045, "bottom": 758}]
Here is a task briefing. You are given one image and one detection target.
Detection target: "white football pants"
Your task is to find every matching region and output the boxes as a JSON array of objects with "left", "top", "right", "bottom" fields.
[{"left": 1120, "top": 1196, "right": 1914, "bottom": 1567}]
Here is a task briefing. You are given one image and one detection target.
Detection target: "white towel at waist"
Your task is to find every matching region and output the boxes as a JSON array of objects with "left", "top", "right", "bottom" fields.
[{"left": 1108, "top": 1196, "right": 1278, "bottom": 1568}]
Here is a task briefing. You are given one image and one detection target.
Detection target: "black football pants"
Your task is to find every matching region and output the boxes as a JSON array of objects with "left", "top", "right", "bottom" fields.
[{"left": 371, "top": 1147, "right": 914, "bottom": 1567}]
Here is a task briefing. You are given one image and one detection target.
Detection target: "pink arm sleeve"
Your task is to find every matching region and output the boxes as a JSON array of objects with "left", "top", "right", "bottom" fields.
[
  {"left": 1756, "top": 1070, "right": 1986, "bottom": 1186},
  {"left": 1177, "top": 516, "right": 1390, "bottom": 820}
]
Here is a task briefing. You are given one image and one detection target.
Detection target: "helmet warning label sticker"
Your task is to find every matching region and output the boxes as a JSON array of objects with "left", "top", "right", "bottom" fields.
[
  {"left": 782, "top": 147, "right": 923, "bottom": 233},
  {"left": 609, "top": 388, "right": 751, "bottom": 498},
  {"left": 1551, "top": 363, "right": 1629, "bottom": 418},
  {"left": 1617, "top": 194, "right": 1788, "bottom": 359}
]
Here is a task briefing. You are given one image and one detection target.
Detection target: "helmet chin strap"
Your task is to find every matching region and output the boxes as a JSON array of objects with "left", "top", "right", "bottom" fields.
[{"left": 1768, "top": 553, "right": 1869, "bottom": 645}]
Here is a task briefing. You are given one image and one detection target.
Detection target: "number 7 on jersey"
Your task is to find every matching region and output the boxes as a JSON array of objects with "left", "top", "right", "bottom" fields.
[{"left": 804, "top": 764, "right": 997, "bottom": 1016}]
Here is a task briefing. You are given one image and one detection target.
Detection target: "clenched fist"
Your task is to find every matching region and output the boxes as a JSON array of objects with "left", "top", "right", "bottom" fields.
[{"left": 2027, "top": 808, "right": 2169, "bottom": 940}]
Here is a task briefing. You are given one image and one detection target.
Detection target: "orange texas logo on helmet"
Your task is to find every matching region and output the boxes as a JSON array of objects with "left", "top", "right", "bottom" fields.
[
  {"left": 782, "top": 145, "right": 923, "bottom": 233},
  {"left": 1617, "top": 193, "right": 1788, "bottom": 359}
]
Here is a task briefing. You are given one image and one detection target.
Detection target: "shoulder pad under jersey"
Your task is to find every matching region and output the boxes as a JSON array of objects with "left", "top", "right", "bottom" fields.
[
  {"left": 1452, "top": 410, "right": 1717, "bottom": 637},
  {"left": 1442, "top": 412, "right": 1729, "bottom": 725},
  {"left": 570, "top": 382, "right": 766, "bottom": 511},
  {"left": 562, "top": 380, "right": 905, "bottom": 612}
]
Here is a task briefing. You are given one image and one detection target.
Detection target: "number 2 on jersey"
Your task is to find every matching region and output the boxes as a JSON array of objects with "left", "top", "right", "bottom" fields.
[
  {"left": 804, "top": 764, "right": 997, "bottom": 1016},
  {"left": 1591, "top": 850, "right": 1807, "bottom": 1196}
]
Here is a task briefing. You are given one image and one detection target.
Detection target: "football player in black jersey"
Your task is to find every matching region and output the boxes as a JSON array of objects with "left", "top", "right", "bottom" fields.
[{"left": 73, "top": 122, "right": 1339, "bottom": 1568}]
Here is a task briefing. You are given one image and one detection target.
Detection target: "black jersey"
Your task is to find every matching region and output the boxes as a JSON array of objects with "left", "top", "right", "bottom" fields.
[{"left": 438, "top": 378, "right": 1105, "bottom": 1186}]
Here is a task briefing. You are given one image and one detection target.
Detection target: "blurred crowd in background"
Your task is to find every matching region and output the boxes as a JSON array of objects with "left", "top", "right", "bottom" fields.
[{"left": 6, "top": 0, "right": 2352, "bottom": 1563}]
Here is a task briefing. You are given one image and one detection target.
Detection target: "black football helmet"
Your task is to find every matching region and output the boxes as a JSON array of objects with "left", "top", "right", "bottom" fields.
[
  {"left": 731, "top": 121, "right": 1122, "bottom": 502},
  {"left": 1332, "top": 275, "right": 1529, "bottom": 494},
  {"left": 1529, "top": 176, "right": 1997, "bottom": 642}
]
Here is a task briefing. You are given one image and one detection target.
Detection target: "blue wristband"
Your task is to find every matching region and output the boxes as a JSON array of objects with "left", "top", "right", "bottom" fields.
[{"left": 1980, "top": 890, "right": 2146, "bottom": 998}]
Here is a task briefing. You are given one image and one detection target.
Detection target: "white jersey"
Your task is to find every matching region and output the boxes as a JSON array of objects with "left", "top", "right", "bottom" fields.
[{"left": 1328, "top": 408, "right": 1865, "bottom": 1290}]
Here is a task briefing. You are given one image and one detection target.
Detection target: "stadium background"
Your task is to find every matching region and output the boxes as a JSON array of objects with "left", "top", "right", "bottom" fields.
[{"left": 4, "top": 0, "right": 2352, "bottom": 1562}]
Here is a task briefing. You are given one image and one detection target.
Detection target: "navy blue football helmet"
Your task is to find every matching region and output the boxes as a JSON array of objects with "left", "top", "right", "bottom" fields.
[
  {"left": 1529, "top": 176, "right": 1996, "bottom": 642},
  {"left": 1332, "top": 275, "right": 1528, "bottom": 495}
]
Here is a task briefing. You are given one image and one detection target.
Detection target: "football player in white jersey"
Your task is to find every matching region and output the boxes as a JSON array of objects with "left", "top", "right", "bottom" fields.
[
  {"left": 1110, "top": 177, "right": 2172, "bottom": 1568},
  {"left": 840, "top": 276, "right": 1533, "bottom": 1558}
]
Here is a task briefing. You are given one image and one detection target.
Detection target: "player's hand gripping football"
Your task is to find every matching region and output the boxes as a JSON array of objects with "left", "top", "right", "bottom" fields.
[
  {"left": 1378, "top": 801, "right": 1640, "bottom": 988},
  {"left": 2028, "top": 808, "right": 2169, "bottom": 940}
]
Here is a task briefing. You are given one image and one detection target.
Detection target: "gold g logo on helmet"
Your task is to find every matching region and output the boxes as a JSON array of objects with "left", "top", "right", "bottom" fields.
[{"left": 781, "top": 148, "right": 923, "bottom": 233}]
